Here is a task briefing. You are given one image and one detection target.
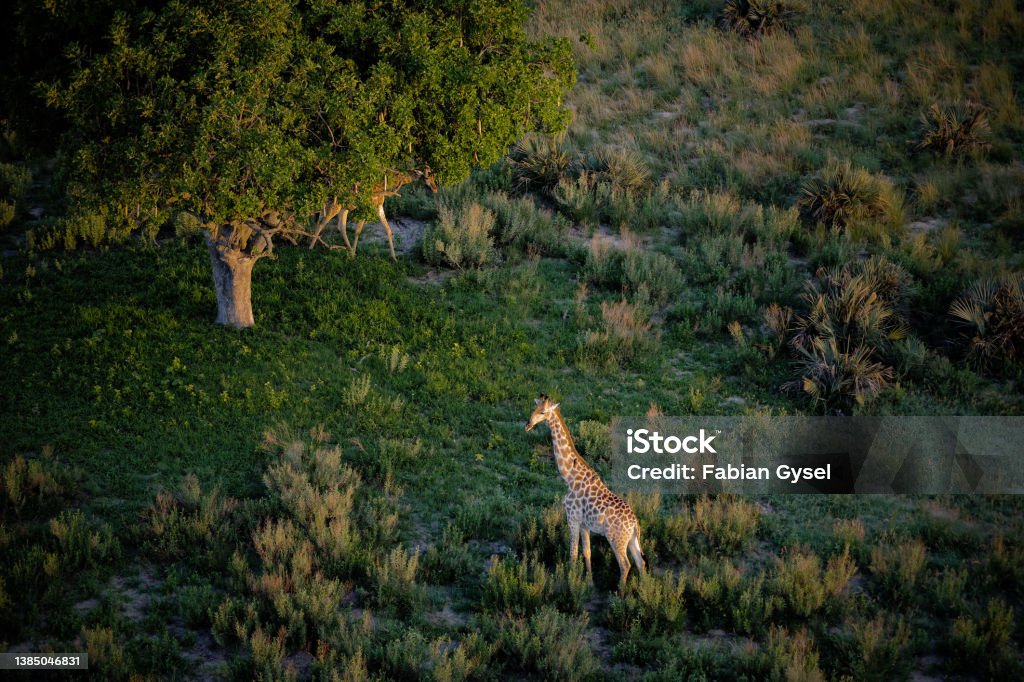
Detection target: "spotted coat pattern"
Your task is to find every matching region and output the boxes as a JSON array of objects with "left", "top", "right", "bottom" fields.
[{"left": 526, "top": 396, "right": 645, "bottom": 588}]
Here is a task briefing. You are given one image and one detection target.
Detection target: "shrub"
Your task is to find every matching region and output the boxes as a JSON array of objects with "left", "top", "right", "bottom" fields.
[
  {"left": 917, "top": 101, "right": 991, "bottom": 157},
  {"left": 951, "top": 599, "right": 1019, "bottom": 677},
  {"left": 422, "top": 525, "right": 476, "bottom": 585},
  {"left": 483, "top": 554, "right": 551, "bottom": 616},
  {"left": 844, "top": 615, "right": 913, "bottom": 681},
  {"left": 622, "top": 250, "right": 685, "bottom": 307},
  {"left": 515, "top": 503, "right": 567, "bottom": 566},
  {"left": 497, "top": 606, "right": 598, "bottom": 681},
  {"left": 49, "top": 510, "right": 119, "bottom": 571},
  {"left": 949, "top": 271, "right": 1024, "bottom": 370},
  {"left": 575, "top": 420, "right": 611, "bottom": 464},
  {"left": 797, "top": 160, "right": 903, "bottom": 232},
  {"left": 761, "top": 626, "right": 824, "bottom": 682},
  {"left": 720, "top": 0, "right": 795, "bottom": 39},
  {"left": 422, "top": 202, "right": 496, "bottom": 269},
  {"left": 869, "top": 538, "right": 927, "bottom": 601},
  {"left": 373, "top": 546, "right": 425, "bottom": 618},
  {"left": 0, "top": 162, "right": 31, "bottom": 228},
  {"left": 582, "top": 238, "right": 684, "bottom": 306},
  {"left": 607, "top": 571, "right": 687, "bottom": 634},
  {"left": 577, "top": 298, "right": 658, "bottom": 369},
  {"left": 787, "top": 338, "right": 894, "bottom": 409},
  {"left": 486, "top": 191, "right": 570, "bottom": 257},
  {"left": 145, "top": 473, "right": 239, "bottom": 562},
  {"left": 771, "top": 546, "right": 853, "bottom": 618},
  {"left": 692, "top": 494, "right": 760, "bottom": 553},
  {"left": 1, "top": 453, "right": 65, "bottom": 517},
  {"left": 508, "top": 134, "right": 577, "bottom": 195}
]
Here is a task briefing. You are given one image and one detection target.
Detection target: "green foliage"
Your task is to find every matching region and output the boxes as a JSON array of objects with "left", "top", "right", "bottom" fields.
[
  {"left": 918, "top": 101, "right": 991, "bottom": 157},
  {"left": 949, "top": 271, "right": 1024, "bottom": 370},
  {"left": 422, "top": 202, "right": 496, "bottom": 269},
  {"left": 49, "top": 509, "right": 119, "bottom": 571}
]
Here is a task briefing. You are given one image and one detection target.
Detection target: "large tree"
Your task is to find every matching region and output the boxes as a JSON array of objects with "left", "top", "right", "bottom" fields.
[{"left": 21, "top": 0, "right": 573, "bottom": 327}]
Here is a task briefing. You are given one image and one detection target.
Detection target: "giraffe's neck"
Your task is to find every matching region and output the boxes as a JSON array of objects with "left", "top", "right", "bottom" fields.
[{"left": 548, "top": 410, "right": 589, "bottom": 489}]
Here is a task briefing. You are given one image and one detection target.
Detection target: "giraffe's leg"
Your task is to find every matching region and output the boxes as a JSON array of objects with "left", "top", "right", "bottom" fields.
[
  {"left": 628, "top": 527, "right": 646, "bottom": 576},
  {"left": 353, "top": 220, "right": 366, "bottom": 252},
  {"left": 567, "top": 517, "right": 580, "bottom": 564},
  {"left": 338, "top": 209, "right": 352, "bottom": 252},
  {"left": 610, "top": 533, "right": 631, "bottom": 591},
  {"left": 581, "top": 528, "right": 592, "bottom": 579},
  {"left": 378, "top": 205, "right": 397, "bottom": 261}
]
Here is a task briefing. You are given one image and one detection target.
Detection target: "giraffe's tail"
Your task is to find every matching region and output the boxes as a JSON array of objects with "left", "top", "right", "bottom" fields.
[{"left": 629, "top": 524, "right": 646, "bottom": 572}]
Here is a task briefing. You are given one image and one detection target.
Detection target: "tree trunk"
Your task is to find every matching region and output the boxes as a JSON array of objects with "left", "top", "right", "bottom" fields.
[{"left": 205, "top": 235, "right": 256, "bottom": 328}]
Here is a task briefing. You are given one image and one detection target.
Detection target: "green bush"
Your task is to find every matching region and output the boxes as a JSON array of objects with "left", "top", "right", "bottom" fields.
[
  {"left": 422, "top": 202, "right": 496, "bottom": 269},
  {"left": 372, "top": 546, "right": 425, "bottom": 618},
  {"left": 869, "top": 538, "right": 927, "bottom": 601},
  {"left": 951, "top": 599, "right": 1020, "bottom": 678},
  {"left": 497, "top": 606, "right": 598, "bottom": 681},
  {"left": 487, "top": 191, "right": 570, "bottom": 257},
  {"left": 607, "top": 571, "right": 687, "bottom": 634},
  {"left": 577, "top": 298, "right": 658, "bottom": 369},
  {"left": 483, "top": 554, "right": 551, "bottom": 616}
]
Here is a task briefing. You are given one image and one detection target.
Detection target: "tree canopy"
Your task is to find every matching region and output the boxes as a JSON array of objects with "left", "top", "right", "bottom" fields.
[{"left": 8, "top": 0, "right": 575, "bottom": 325}]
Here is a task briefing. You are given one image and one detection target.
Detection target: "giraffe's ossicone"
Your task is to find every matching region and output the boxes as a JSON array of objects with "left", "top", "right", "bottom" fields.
[{"left": 526, "top": 394, "right": 646, "bottom": 589}]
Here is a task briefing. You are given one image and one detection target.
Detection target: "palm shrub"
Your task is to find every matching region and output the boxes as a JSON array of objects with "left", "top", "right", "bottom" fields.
[
  {"left": 783, "top": 257, "right": 911, "bottom": 409},
  {"left": 949, "top": 271, "right": 1024, "bottom": 370},
  {"left": 797, "top": 160, "right": 903, "bottom": 233},
  {"left": 720, "top": 0, "right": 794, "bottom": 39},
  {"left": 917, "top": 101, "right": 991, "bottom": 158},
  {"left": 508, "top": 133, "right": 578, "bottom": 195},
  {"left": 586, "top": 146, "right": 650, "bottom": 195}
]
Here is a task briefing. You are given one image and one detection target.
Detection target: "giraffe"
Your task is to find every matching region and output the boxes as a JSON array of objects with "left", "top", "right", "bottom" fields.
[
  {"left": 308, "top": 167, "right": 438, "bottom": 260},
  {"left": 525, "top": 394, "right": 645, "bottom": 590}
]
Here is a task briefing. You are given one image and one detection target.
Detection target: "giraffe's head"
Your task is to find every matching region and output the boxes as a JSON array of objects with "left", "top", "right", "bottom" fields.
[
  {"left": 414, "top": 166, "right": 439, "bottom": 193},
  {"left": 525, "top": 393, "right": 560, "bottom": 432}
]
